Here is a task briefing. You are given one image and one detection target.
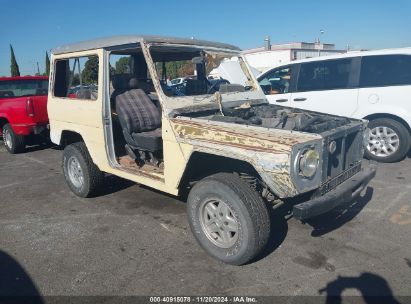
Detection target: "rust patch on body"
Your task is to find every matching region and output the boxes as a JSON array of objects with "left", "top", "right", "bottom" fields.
[
  {"left": 169, "top": 118, "right": 318, "bottom": 197},
  {"left": 171, "top": 118, "right": 313, "bottom": 153},
  {"left": 118, "top": 155, "right": 164, "bottom": 182}
]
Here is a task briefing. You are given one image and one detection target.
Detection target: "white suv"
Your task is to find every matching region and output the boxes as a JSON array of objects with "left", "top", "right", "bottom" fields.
[{"left": 257, "top": 48, "right": 411, "bottom": 162}]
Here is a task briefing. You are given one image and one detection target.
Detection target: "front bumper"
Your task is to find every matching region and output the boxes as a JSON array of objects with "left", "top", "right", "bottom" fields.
[{"left": 293, "top": 164, "right": 377, "bottom": 220}]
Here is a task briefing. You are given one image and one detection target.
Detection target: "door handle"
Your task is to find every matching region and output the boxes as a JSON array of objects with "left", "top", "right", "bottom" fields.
[
  {"left": 276, "top": 99, "right": 288, "bottom": 103},
  {"left": 294, "top": 97, "right": 307, "bottom": 102}
]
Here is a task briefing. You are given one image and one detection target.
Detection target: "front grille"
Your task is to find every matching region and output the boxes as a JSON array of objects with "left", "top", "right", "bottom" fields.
[
  {"left": 318, "top": 162, "right": 361, "bottom": 196},
  {"left": 319, "top": 124, "right": 364, "bottom": 193}
]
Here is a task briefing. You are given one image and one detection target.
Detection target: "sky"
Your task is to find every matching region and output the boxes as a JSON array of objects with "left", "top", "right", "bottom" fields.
[{"left": 1, "top": 0, "right": 411, "bottom": 76}]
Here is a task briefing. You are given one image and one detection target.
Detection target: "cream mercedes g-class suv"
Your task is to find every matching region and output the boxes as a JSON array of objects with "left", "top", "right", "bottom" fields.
[{"left": 48, "top": 36, "right": 376, "bottom": 265}]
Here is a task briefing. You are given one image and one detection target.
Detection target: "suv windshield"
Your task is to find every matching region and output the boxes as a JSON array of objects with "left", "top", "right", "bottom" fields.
[
  {"left": 149, "top": 46, "right": 256, "bottom": 97},
  {"left": 0, "top": 79, "right": 48, "bottom": 98}
]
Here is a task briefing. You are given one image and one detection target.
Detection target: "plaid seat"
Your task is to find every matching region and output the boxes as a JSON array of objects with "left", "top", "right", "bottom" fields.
[
  {"left": 131, "top": 128, "right": 162, "bottom": 152},
  {"left": 116, "top": 88, "right": 162, "bottom": 152},
  {"left": 116, "top": 88, "right": 161, "bottom": 133},
  {"left": 111, "top": 74, "right": 130, "bottom": 111}
]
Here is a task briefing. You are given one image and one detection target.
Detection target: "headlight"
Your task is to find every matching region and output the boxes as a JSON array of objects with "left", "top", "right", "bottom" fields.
[{"left": 299, "top": 149, "right": 320, "bottom": 178}]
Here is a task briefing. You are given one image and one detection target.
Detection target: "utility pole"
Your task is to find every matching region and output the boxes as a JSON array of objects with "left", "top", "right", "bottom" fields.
[{"left": 317, "top": 29, "right": 324, "bottom": 57}]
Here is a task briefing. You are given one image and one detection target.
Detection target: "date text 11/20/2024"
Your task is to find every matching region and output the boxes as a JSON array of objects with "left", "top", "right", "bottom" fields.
[{"left": 149, "top": 296, "right": 257, "bottom": 303}]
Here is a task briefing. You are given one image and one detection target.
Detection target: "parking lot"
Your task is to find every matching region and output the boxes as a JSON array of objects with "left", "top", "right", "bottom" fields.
[{"left": 0, "top": 142, "right": 410, "bottom": 299}]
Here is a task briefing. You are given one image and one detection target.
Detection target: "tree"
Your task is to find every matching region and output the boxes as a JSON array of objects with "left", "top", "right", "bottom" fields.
[
  {"left": 81, "top": 56, "right": 99, "bottom": 84},
  {"left": 156, "top": 60, "right": 195, "bottom": 80},
  {"left": 71, "top": 74, "right": 80, "bottom": 86},
  {"left": 166, "top": 61, "right": 194, "bottom": 79},
  {"left": 109, "top": 64, "right": 115, "bottom": 75},
  {"left": 10, "top": 45, "right": 20, "bottom": 77},
  {"left": 115, "top": 57, "right": 131, "bottom": 74},
  {"left": 45, "top": 51, "right": 50, "bottom": 76}
]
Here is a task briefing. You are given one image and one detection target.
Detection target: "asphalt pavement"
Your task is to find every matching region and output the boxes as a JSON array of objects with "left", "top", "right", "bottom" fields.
[{"left": 0, "top": 142, "right": 410, "bottom": 300}]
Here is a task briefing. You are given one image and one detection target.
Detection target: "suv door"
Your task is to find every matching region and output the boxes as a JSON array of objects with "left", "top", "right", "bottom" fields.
[
  {"left": 291, "top": 58, "right": 360, "bottom": 117},
  {"left": 356, "top": 54, "right": 411, "bottom": 161},
  {"left": 48, "top": 52, "right": 104, "bottom": 154},
  {"left": 356, "top": 54, "right": 411, "bottom": 120},
  {"left": 258, "top": 65, "right": 295, "bottom": 108}
]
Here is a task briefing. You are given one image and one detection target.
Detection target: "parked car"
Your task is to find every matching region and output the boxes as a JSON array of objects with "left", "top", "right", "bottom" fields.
[
  {"left": 67, "top": 85, "right": 98, "bottom": 99},
  {"left": 257, "top": 48, "right": 411, "bottom": 162},
  {"left": 0, "top": 76, "right": 49, "bottom": 153},
  {"left": 170, "top": 77, "right": 186, "bottom": 86},
  {"left": 48, "top": 35, "right": 376, "bottom": 265}
]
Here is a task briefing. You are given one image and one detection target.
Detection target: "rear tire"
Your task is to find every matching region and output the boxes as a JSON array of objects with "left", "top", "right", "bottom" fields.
[
  {"left": 2, "top": 123, "right": 25, "bottom": 154},
  {"left": 62, "top": 142, "right": 104, "bottom": 197},
  {"left": 187, "top": 173, "right": 270, "bottom": 265},
  {"left": 365, "top": 118, "right": 410, "bottom": 163}
]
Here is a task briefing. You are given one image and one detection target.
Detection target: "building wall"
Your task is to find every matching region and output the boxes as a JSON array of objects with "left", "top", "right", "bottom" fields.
[
  {"left": 244, "top": 49, "right": 346, "bottom": 72},
  {"left": 244, "top": 50, "right": 291, "bottom": 72},
  {"left": 294, "top": 50, "right": 344, "bottom": 60}
]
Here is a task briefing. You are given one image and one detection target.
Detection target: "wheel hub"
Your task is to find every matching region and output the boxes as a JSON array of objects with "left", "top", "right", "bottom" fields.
[
  {"left": 199, "top": 199, "right": 239, "bottom": 248},
  {"left": 67, "top": 156, "right": 84, "bottom": 189},
  {"left": 3, "top": 129, "right": 12, "bottom": 149},
  {"left": 367, "top": 126, "right": 399, "bottom": 157}
]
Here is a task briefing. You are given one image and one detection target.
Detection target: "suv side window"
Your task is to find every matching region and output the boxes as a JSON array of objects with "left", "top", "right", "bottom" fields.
[
  {"left": 360, "top": 55, "right": 411, "bottom": 88},
  {"left": 258, "top": 66, "right": 292, "bottom": 95},
  {"left": 297, "top": 58, "right": 352, "bottom": 92},
  {"left": 53, "top": 56, "right": 99, "bottom": 100}
]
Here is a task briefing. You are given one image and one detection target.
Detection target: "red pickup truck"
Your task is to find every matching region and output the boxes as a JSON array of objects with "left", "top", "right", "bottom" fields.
[{"left": 0, "top": 76, "right": 49, "bottom": 153}]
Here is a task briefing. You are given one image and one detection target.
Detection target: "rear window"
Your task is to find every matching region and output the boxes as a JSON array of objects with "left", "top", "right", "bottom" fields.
[
  {"left": 360, "top": 55, "right": 411, "bottom": 87},
  {"left": 0, "top": 80, "right": 48, "bottom": 98},
  {"left": 297, "top": 58, "right": 352, "bottom": 92},
  {"left": 53, "top": 55, "right": 99, "bottom": 100}
]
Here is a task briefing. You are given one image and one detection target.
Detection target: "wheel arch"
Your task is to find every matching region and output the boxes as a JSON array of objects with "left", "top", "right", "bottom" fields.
[
  {"left": 59, "top": 130, "right": 85, "bottom": 147},
  {"left": 57, "top": 129, "right": 106, "bottom": 171},
  {"left": 363, "top": 113, "right": 411, "bottom": 133},
  {"left": 0, "top": 117, "right": 9, "bottom": 131},
  {"left": 178, "top": 151, "right": 265, "bottom": 196}
]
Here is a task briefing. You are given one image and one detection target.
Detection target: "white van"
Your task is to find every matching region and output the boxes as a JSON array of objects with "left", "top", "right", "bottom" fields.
[{"left": 257, "top": 48, "right": 411, "bottom": 162}]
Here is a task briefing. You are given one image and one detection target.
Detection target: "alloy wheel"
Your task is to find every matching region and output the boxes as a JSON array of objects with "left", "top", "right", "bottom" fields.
[
  {"left": 67, "top": 156, "right": 84, "bottom": 189},
  {"left": 3, "top": 129, "right": 12, "bottom": 149},
  {"left": 199, "top": 199, "right": 239, "bottom": 248},
  {"left": 367, "top": 126, "right": 400, "bottom": 157}
]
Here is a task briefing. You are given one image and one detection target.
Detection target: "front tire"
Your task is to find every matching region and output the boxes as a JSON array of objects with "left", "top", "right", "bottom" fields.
[
  {"left": 62, "top": 142, "right": 104, "bottom": 197},
  {"left": 2, "top": 123, "right": 25, "bottom": 154},
  {"left": 365, "top": 118, "right": 410, "bottom": 163},
  {"left": 187, "top": 173, "right": 270, "bottom": 265}
]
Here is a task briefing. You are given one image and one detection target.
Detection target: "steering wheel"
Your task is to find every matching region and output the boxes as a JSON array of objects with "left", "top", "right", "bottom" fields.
[
  {"left": 161, "top": 83, "right": 186, "bottom": 97},
  {"left": 207, "top": 79, "right": 229, "bottom": 94},
  {"left": 206, "top": 81, "right": 218, "bottom": 94}
]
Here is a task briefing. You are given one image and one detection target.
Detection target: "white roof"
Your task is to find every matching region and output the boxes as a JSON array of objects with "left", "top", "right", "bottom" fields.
[
  {"left": 52, "top": 35, "right": 241, "bottom": 55},
  {"left": 285, "top": 47, "right": 411, "bottom": 65}
]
